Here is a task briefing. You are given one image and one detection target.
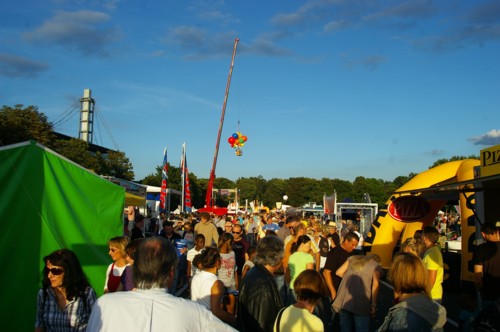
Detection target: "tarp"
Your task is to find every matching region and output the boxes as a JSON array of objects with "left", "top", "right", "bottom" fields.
[
  {"left": 125, "top": 192, "right": 146, "bottom": 206},
  {"left": 0, "top": 141, "right": 125, "bottom": 331}
]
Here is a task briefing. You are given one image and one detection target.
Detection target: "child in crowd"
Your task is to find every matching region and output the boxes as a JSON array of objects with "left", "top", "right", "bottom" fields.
[
  {"left": 241, "top": 245, "right": 257, "bottom": 280},
  {"left": 183, "top": 222, "right": 195, "bottom": 250},
  {"left": 187, "top": 234, "right": 205, "bottom": 286},
  {"left": 218, "top": 233, "right": 238, "bottom": 315}
]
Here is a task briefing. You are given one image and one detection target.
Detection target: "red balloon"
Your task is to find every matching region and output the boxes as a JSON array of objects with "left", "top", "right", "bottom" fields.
[{"left": 228, "top": 137, "right": 236, "bottom": 144}]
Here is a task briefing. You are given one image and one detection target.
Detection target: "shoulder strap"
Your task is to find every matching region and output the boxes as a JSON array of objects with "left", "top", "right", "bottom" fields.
[{"left": 276, "top": 307, "right": 286, "bottom": 332}]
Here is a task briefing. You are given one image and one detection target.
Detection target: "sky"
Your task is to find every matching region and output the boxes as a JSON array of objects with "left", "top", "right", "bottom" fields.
[{"left": 1, "top": 0, "right": 500, "bottom": 183}]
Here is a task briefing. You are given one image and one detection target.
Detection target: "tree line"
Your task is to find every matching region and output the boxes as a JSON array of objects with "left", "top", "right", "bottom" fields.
[{"left": 1, "top": 104, "right": 478, "bottom": 209}]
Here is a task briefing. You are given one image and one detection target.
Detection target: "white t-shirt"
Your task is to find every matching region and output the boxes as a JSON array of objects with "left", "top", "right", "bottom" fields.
[
  {"left": 187, "top": 247, "right": 203, "bottom": 277},
  {"left": 87, "top": 289, "right": 236, "bottom": 332},
  {"left": 104, "top": 263, "right": 128, "bottom": 291},
  {"left": 217, "top": 252, "right": 236, "bottom": 288},
  {"left": 191, "top": 270, "right": 218, "bottom": 310}
]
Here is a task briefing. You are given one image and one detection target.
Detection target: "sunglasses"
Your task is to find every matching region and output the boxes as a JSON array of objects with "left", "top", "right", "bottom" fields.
[
  {"left": 45, "top": 267, "right": 64, "bottom": 275},
  {"left": 232, "top": 231, "right": 241, "bottom": 235}
]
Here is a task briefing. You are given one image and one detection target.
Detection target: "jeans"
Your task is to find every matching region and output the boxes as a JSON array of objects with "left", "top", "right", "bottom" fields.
[
  {"left": 274, "top": 274, "right": 287, "bottom": 305},
  {"left": 339, "top": 309, "right": 370, "bottom": 332}
]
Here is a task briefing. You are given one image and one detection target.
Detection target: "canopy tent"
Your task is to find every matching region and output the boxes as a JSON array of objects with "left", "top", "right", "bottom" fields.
[
  {"left": 125, "top": 192, "right": 146, "bottom": 206},
  {"left": 196, "top": 206, "right": 228, "bottom": 216},
  {"left": 0, "top": 141, "right": 125, "bottom": 331}
]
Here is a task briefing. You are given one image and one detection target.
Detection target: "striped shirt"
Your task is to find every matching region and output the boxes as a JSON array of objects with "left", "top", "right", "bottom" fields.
[{"left": 35, "top": 286, "right": 96, "bottom": 331}]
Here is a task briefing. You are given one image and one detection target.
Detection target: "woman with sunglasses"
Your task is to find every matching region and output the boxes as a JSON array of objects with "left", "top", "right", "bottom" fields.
[
  {"left": 104, "top": 236, "right": 129, "bottom": 293},
  {"left": 35, "top": 249, "right": 96, "bottom": 332}
]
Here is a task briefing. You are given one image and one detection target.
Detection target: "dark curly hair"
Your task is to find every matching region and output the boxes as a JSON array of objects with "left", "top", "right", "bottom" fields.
[
  {"left": 42, "top": 249, "right": 90, "bottom": 301},
  {"left": 196, "top": 247, "right": 221, "bottom": 270}
]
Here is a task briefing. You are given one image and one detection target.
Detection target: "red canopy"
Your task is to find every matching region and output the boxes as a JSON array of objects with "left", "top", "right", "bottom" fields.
[{"left": 196, "top": 207, "right": 228, "bottom": 216}]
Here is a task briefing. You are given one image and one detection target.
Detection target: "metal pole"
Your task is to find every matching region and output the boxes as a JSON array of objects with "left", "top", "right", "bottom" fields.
[{"left": 205, "top": 38, "right": 240, "bottom": 207}]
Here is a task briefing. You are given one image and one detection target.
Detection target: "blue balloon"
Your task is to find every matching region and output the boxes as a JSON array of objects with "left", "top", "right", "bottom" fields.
[{"left": 232, "top": 133, "right": 239, "bottom": 139}]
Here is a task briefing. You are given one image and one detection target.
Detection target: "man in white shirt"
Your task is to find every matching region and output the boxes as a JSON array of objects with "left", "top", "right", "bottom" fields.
[{"left": 87, "top": 237, "right": 236, "bottom": 332}]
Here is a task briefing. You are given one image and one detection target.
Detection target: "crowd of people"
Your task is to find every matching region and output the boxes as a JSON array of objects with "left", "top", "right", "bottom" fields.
[{"left": 35, "top": 209, "right": 500, "bottom": 331}]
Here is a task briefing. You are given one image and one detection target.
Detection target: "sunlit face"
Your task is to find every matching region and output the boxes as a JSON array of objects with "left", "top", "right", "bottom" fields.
[
  {"left": 195, "top": 238, "right": 205, "bottom": 250},
  {"left": 108, "top": 245, "right": 124, "bottom": 261},
  {"left": 300, "top": 241, "right": 312, "bottom": 252},
  {"left": 232, "top": 226, "right": 243, "bottom": 239},
  {"left": 46, "top": 261, "right": 65, "bottom": 289},
  {"left": 164, "top": 225, "right": 173, "bottom": 235},
  {"left": 343, "top": 238, "right": 359, "bottom": 253}
]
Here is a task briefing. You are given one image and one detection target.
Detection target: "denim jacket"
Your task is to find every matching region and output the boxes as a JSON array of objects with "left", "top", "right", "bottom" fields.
[{"left": 377, "top": 294, "right": 446, "bottom": 332}]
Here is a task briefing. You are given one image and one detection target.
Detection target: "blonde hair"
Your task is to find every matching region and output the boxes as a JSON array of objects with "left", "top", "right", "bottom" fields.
[
  {"left": 109, "top": 236, "right": 129, "bottom": 258},
  {"left": 349, "top": 254, "right": 381, "bottom": 271},
  {"left": 388, "top": 253, "right": 430, "bottom": 296}
]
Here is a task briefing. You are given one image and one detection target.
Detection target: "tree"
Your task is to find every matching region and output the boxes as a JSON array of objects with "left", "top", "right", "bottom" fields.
[
  {"left": 285, "top": 177, "right": 321, "bottom": 207},
  {"left": 429, "top": 156, "right": 478, "bottom": 169},
  {"left": 1, "top": 104, "right": 135, "bottom": 180},
  {"left": 52, "top": 138, "right": 99, "bottom": 171},
  {"left": 102, "top": 151, "right": 135, "bottom": 180},
  {"left": 0, "top": 105, "right": 54, "bottom": 147},
  {"left": 262, "top": 178, "right": 287, "bottom": 209}
]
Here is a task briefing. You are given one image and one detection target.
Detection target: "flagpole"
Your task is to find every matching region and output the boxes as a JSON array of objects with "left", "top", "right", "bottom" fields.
[
  {"left": 159, "top": 147, "right": 168, "bottom": 213},
  {"left": 181, "top": 143, "right": 186, "bottom": 213}
]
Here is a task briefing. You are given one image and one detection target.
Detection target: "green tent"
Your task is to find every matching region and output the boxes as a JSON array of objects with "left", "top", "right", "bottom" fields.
[{"left": 0, "top": 141, "right": 125, "bottom": 331}]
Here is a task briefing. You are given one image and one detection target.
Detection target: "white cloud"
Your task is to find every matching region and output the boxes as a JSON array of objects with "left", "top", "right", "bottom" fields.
[
  {"left": 469, "top": 129, "right": 500, "bottom": 145},
  {"left": 23, "top": 10, "right": 121, "bottom": 56}
]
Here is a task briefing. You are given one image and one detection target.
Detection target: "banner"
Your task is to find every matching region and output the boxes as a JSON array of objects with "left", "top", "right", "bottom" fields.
[
  {"left": 323, "top": 192, "right": 336, "bottom": 215},
  {"left": 181, "top": 143, "right": 192, "bottom": 213},
  {"left": 159, "top": 147, "right": 168, "bottom": 212}
]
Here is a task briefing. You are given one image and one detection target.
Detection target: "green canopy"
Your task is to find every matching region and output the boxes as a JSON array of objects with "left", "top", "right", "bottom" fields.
[{"left": 0, "top": 141, "right": 125, "bottom": 331}]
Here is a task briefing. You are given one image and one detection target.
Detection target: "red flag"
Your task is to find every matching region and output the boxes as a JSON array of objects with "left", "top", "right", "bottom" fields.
[
  {"left": 159, "top": 147, "right": 168, "bottom": 212},
  {"left": 181, "top": 144, "right": 192, "bottom": 212},
  {"left": 183, "top": 152, "right": 192, "bottom": 212}
]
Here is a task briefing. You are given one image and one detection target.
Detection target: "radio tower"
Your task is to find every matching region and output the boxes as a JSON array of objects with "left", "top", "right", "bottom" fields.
[{"left": 79, "top": 88, "right": 95, "bottom": 143}]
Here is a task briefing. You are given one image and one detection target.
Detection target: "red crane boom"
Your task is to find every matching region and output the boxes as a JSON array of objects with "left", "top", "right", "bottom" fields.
[{"left": 204, "top": 38, "right": 239, "bottom": 210}]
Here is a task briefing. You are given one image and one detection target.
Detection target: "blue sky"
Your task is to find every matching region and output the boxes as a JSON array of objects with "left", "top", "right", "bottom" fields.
[{"left": 1, "top": 0, "right": 499, "bottom": 182}]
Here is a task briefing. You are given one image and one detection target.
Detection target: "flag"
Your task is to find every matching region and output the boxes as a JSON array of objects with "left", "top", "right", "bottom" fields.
[
  {"left": 159, "top": 147, "right": 168, "bottom": 212},
  {"left": 324, "top": 191, "right": 336, "bottom": 215},
  {"left": 181, "top": 143, "right": 192, "bottom": 213}
]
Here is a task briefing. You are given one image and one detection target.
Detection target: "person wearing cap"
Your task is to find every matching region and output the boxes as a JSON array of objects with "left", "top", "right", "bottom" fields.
[
  {"left": 160, "top": 221, "right": 182, "bottom": 243},
  {"left": 277, "top": 216, "right": 294, "bottom": 242},
  {"left": 131, "top": 214, "right": 145, "bottom": 241},
  {"left": 327, "top": 221, "right": 340, "bottom": 247}
]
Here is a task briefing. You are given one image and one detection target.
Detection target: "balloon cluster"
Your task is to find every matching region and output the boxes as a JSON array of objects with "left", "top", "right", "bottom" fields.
[{"left": 227, "top": 132, "right": 247, "bottom": 156}]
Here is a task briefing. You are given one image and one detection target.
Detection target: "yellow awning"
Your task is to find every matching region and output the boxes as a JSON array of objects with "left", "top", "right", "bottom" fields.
[{"left": 125, "top": 192, "right": 146, "bottom": 206}]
